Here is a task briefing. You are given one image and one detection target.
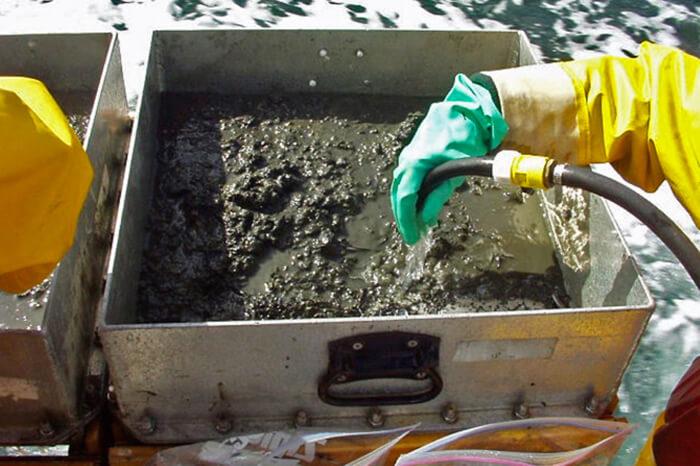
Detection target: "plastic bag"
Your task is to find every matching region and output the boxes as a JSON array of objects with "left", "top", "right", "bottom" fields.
[
  {"left": 146, "top": 424, "right": 417, "bottom": 466},
  {"left": 395, "top": 418, "right": 633, "bottom": 466}
]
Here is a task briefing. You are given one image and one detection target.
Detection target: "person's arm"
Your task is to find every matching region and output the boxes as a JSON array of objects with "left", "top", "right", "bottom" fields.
[
  {"left": 391, "top": 42, "right": 700, "bottom": 244},
  {"left": 481, "top": 42, "right": 700, "bottom": 225},
  {"left": 0, "top": 77, "right": 93, "bottom": 293}
]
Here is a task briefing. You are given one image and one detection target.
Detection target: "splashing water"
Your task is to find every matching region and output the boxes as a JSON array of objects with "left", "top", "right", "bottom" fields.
[{"left": 399, "top": 230, "right": 435, "bottom": 289}]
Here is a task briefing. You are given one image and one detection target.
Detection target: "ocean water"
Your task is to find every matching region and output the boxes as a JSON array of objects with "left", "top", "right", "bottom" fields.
[{"left": 0, "top": 1, "right": 698, "bottom": 463}]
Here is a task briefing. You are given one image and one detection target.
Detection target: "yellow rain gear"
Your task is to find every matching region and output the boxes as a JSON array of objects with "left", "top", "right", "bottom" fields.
[
  {"left": 484, "top": 42, "right": 700, "bottom": 226},
  {"left": 0, "top": 77, "right": 93, "bottom": 293}
]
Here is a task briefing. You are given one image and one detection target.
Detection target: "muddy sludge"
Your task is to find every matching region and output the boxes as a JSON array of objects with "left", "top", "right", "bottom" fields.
[{"left": 137, "top": 93, "right": 570, "bottom": 323}]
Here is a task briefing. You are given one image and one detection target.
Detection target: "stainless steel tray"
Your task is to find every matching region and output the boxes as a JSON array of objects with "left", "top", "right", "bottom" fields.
[
  {"left": 99, "top": 29, "right": 654, "bottom": 443},
  {"left": 0, "top": 32, "right": 129, "bottom": 444}
]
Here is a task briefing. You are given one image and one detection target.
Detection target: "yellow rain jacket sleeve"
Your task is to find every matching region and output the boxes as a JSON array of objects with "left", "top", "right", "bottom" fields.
[
  {"left": 0, "top": 77, "right": 93, "bottom": 293},
  {"left": 482, "top": 42, "right": 700, "bottom": 227}
]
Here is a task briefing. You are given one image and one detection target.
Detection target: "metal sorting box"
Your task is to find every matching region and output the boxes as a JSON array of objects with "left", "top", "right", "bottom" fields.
[
  {"left": 100, "top": 30, "right": 654, "bottom": 442},
  {"left": 0, "top": 33, "right": 129, "bottom": 444}
]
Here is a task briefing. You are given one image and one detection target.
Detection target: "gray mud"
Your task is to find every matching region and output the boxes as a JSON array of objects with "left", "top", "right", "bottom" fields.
[
  {"left": 0, "top": 91, "right": 92, "bottom": 330},
  {"left": 137, "top": 93, "right": 570, "bottom": 322}
]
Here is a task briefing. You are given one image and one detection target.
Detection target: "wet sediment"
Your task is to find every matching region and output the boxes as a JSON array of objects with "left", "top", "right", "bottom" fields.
[{"left": 138, "top": 93, "right": 570, "bottom": 322}]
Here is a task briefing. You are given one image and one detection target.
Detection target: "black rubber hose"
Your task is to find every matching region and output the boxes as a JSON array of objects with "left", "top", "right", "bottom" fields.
[
  {"left": 559, "top": 165, "right": 700, "bottom": 290},
  {"left": 417, "top": 159, "right": 700, "bottom": 290},
  {"left": 416, "top": 156, "right": 494, "bottom": 212}
]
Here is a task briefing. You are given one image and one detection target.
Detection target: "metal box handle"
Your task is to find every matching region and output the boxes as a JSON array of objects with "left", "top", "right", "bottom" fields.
[{"left": 318, "top": 331, "right": 442, "bottom": 406}]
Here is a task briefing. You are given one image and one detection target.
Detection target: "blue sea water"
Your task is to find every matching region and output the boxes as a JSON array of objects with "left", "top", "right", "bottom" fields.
[{"left": 0, "top": 1, "right": 698, "bottom": 463}]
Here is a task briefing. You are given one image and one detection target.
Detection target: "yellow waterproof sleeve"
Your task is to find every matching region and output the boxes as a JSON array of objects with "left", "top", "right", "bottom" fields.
[
  {"left": 484, "top": 43, "right": 700, "bottom": 227},
  {"left": 0, "top": 77, "right": 93, "bottom": 293},
  {"left": 560, "top": 43, "right": 700, "bottom": 226}
]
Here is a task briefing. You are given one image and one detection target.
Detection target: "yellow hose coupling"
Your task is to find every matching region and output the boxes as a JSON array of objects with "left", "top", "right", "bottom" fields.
[{"left": 492, "top": 150, "right": 555, "bottom": 189}]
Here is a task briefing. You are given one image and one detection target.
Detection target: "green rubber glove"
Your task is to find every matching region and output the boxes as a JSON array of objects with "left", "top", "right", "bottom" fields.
[{"left": 390, "top": 74, "right": 509, "bottom": 245}]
